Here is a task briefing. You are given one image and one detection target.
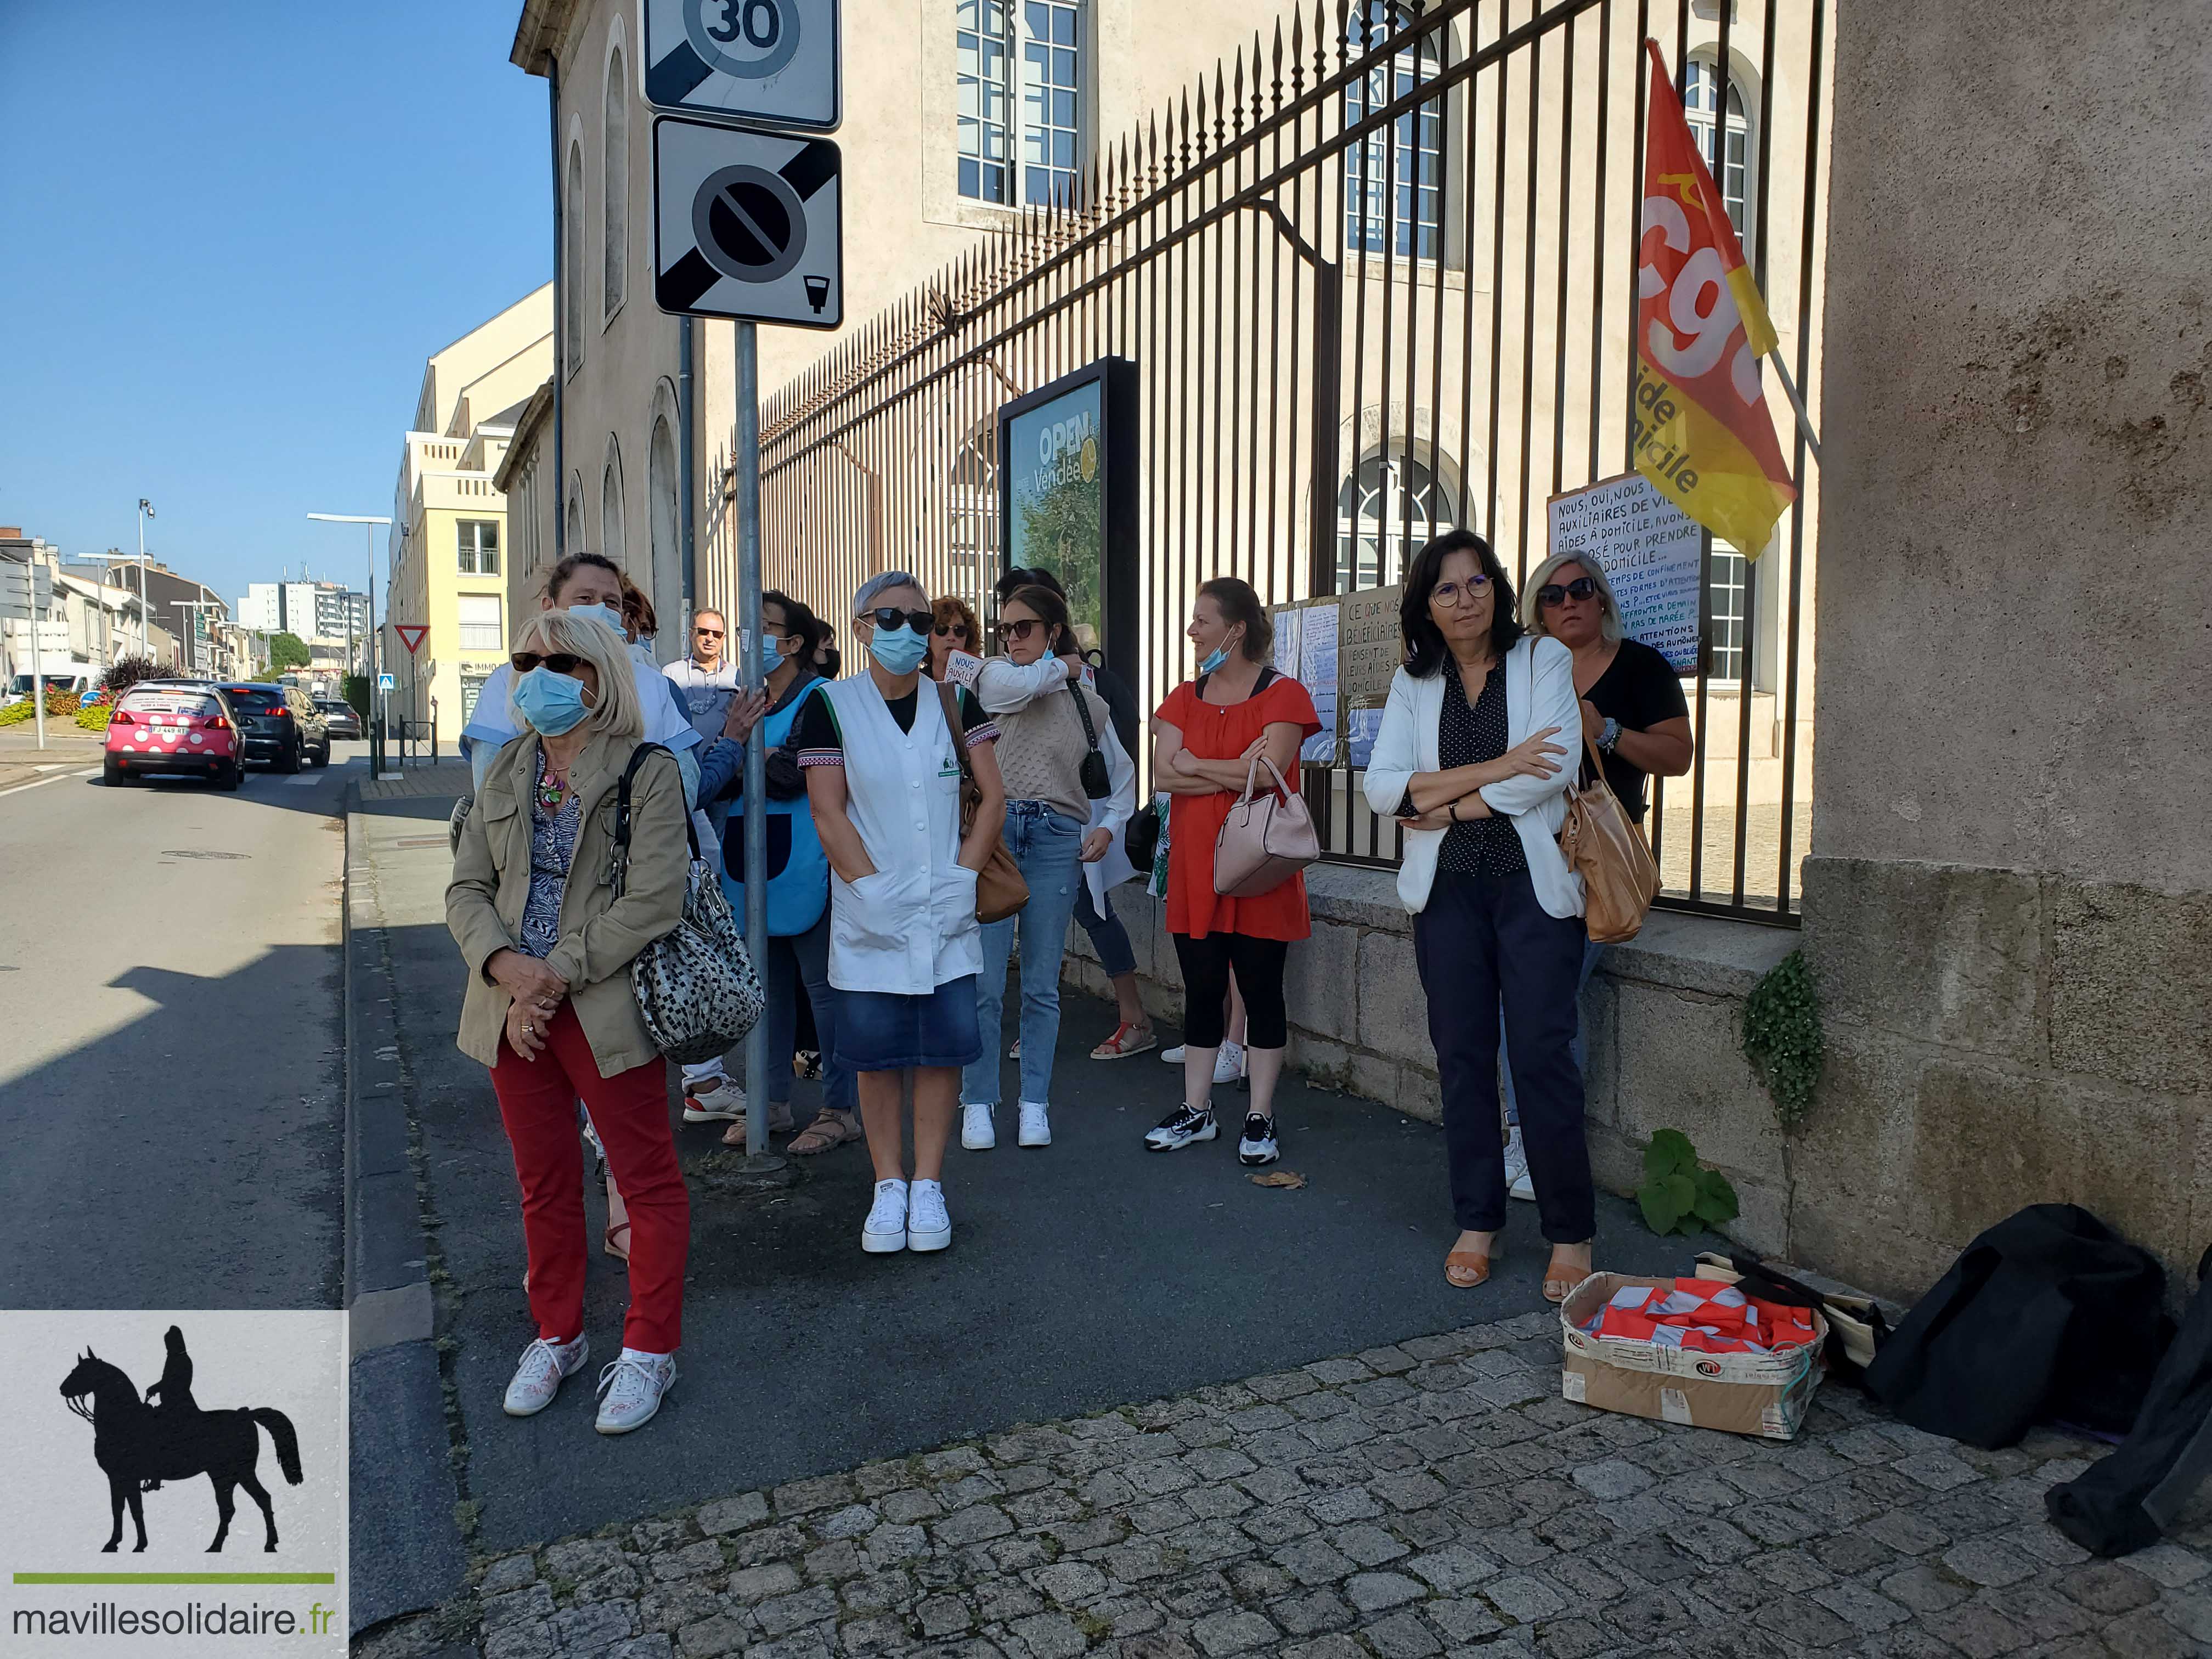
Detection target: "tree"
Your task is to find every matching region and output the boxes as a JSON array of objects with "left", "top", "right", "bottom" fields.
[{"left": 266, "top": 633, "right": 311, "bottom": 675}]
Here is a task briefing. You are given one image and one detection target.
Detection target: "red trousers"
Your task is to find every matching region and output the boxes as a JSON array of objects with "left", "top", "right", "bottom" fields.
[{"left": 489, "top": 1002, "right": 689, "bottom": 1353}]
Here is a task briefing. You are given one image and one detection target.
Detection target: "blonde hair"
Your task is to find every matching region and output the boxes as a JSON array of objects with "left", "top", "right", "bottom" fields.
[
  {"left": 508, "top": 608, "right": 642, "bottom": 740},
  {"left": 1519, "top": 551, "right": 1624, "bottom": 642}
]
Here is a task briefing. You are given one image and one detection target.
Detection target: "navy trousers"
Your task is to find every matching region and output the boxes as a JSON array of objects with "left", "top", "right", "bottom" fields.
[{"left": 1412, "top": 865, "right": 1595, "bottom": 1242}]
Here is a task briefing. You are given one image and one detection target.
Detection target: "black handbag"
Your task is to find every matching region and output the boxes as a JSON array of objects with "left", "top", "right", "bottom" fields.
[
  {"left": 1068, "top": 683, "right": 1111, "bottom": 800},
  {"left": 1125, "top": 802, "right": 1162, "bottom": 872}
]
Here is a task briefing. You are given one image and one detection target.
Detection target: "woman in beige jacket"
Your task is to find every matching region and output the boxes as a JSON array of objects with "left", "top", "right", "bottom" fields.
[{"left": 447, "top": 607, "right": 692, "bottom": 1436}]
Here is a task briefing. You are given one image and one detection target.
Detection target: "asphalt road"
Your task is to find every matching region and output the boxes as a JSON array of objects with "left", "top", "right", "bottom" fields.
[{"left": 0, "top": 737, "right": 361, "bottom": 1310}]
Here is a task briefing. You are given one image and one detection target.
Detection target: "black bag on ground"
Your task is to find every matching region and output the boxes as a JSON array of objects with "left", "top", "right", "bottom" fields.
[
  {"left": 1864, "top": 1204, "right": 2172, "bottom": 1449},
  {"left": 2046, "top": 1244, "right": 2212, "bottom": 1556}
]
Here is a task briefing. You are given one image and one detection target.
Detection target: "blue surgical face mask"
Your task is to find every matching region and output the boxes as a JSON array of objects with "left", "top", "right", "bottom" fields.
[
  {"left": 512, "top": 666, "right": 590, "bottom": 736},
  {"left": 868, "top": 622, "right": 929, "bottom": 676},
  {"left": 1198, "top": 644, "right": 1232, "bottom": 675},
  {"left": 567, "top": 601, "right": 624, "bottom": 636}
]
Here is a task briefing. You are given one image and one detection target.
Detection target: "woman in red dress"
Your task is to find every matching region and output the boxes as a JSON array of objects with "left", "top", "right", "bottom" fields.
[{"left": 1146, "top": 577, "right": 1321, "bottom": 1165}]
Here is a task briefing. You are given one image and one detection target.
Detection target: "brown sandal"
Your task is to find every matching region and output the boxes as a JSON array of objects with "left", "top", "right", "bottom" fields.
[
  {"left": 786, "top": 1109, "right": 862, "bottom": 1156},
  {"left": 1444, "top": 1244, "right": 1500, "bottom": 1289},
  {"left": 1543, "top": 1242, "right": 1594, "bottom": 1304}
]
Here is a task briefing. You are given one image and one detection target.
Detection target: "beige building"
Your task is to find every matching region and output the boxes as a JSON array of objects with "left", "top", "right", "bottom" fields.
[{"left": 385, "top": 286, "right": 554, "bottom": 743}]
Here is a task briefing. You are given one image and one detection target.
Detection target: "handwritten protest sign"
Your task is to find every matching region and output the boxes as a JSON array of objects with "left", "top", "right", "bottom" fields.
[{"left": 1547, "top": 471, "right": 1702, "bottom": 673}]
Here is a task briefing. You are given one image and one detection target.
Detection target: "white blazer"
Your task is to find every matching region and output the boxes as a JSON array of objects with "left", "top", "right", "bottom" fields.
[{"left": 1361, "top": 635, "right": 1585, "bottom": 919}]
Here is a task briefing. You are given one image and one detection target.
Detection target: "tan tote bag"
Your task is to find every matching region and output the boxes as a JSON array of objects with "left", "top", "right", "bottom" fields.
[
  {"left": 1214, "top": 753, "right": 1321, "bottom": 898},
  {"left": 1557, "top": 729, "right": 1661, "bottom": 943},
  {"left": 934, "top": 682, "right": 1029, "bottom": 924}
]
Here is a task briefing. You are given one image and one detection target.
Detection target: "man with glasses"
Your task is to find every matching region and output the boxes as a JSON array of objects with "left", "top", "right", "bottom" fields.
[{"left": 665, "top": 608, "right": 740, "bottom": 744}]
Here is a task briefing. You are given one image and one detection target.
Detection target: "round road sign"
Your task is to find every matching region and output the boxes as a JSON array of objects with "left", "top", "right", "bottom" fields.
[
  {"left": 691, "top": 163, "right": 809, "bottom": 284},
  {"left": 684, "top": 0, "right": 803, "bottom": 82}
]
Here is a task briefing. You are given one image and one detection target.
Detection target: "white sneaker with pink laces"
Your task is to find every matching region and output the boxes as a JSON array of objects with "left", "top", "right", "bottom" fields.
[
  {"left": 503, "top": 1333, "right": 588, "bottom": 1418},
  {"left": 594, "top": 1350, "right": 676, "bottom": 1435}
]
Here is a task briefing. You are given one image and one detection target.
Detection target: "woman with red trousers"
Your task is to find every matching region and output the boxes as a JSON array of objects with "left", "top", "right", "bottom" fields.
[{"left": 447, "top": 606, "right": 693, "bottom": 1436}]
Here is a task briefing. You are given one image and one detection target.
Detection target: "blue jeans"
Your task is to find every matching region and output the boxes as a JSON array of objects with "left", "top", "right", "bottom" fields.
[
  {"left": 761, "top": 916, "right": 855, "bottom": 1114},
  {"left": 1500, "top": 939, "right": 1607, "bottom": 1127},
  {"left": 962, "top": 803, "right": 1086, "bottom": 1108},
  {"left": 1074, "top": 879, "right": 1137, "bottom": 979}
]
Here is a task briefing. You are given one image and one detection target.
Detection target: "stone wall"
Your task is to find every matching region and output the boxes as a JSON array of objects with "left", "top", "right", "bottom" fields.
[{"left": 1797, "top": 0, "right": 2212, "bottom": 1297}]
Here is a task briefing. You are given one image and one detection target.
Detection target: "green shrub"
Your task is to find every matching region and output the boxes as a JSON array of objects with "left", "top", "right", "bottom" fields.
[
  {"left": 0, "top": 700, "right": 30, "bottom": 726},
  {"left": 76, "top": 704, "right": 114, "bottom": 732},
  {"left": 1743, "top": 950, "right": 1824, "bottom": 1129},
  {"left": 1636, "top": 1128, "right": 1740, "bottom": 1237}
]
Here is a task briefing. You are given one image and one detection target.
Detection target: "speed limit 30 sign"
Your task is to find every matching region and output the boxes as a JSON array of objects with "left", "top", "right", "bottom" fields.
[{"left": 642, "top": 0, "right": 840, "bottom": 132}]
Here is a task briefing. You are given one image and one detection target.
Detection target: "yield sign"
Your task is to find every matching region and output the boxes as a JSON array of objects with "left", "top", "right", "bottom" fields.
[{"left": 394, "top": 624, "right": 429, "bottom": 656}]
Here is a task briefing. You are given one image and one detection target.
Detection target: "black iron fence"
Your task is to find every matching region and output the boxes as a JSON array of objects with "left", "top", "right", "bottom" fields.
[{"left": 720, "top": 0, "right": 1830, "bottom": 921}]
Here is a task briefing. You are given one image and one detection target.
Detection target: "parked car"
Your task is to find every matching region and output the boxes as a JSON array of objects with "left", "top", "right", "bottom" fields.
[
  {"left": 219, "top": 682, "right": 330, "bottom": 771},
  {"left": 4, "top": 669, "right": 98, "bottom": 706},
  {"left": 314, "top": 698, "right": 364, "bottom": 741},
  {"left": 103, "top": 682, "right": 242, "bottom": 789}
]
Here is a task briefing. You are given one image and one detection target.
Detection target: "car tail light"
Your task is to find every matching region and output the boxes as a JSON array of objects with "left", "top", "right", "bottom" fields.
[
  {"left": 110, "top": 710, "right": 133, "bottom": 725},
  {"left": 206, "top": 716, "right": 229, "bottom": 731},
  {"left": 268, "top": 706, "right": 290, "bottom": 718}
]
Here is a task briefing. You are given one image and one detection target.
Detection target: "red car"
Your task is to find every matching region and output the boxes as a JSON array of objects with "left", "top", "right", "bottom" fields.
[{"left": 103, "top": 682, "right": 244, "bottom": 789}]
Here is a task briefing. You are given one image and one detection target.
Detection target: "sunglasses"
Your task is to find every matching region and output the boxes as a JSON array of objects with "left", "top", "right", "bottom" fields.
[
  {"left": 933, "top": 623, "right": 969, "bottom": 639},
  {"left": 694, "top": 625, "right": 725, "bottom": 637},
  {"left": 995, "top": 618, "right": 1044, "bottom": 644},
  {"left": 1536, "top": 577, "right": 1599, "bottom": 608},
  {"left": 865, "top": 607, "right": 935, "bottom": 634},
  {"left": 512, "top": 652, "right": 588, "bottom": 676}
]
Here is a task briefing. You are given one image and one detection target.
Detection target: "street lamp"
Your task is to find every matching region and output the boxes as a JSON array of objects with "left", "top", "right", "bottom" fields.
[
  {"left": 308, "top": 512, "right": 393, "bottom": 775},
  {"left": 136, "top": 499, "right": 154, "bottom": 661}
]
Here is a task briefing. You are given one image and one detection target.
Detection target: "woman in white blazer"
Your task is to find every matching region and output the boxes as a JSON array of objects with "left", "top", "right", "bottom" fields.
[{"left": 1361, "top": 530, "right": 1594, "bottom": 1302}]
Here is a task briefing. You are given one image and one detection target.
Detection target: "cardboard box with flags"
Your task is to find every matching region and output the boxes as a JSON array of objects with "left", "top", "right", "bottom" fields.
[{"left": 1559, "top": 1272, "right": 1828, "bottom": 1441}]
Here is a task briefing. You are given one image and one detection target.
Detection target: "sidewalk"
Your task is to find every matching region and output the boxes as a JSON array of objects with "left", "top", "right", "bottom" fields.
[{"left": 361, "top": 1316, "right": 2209, "bottom": 1659}]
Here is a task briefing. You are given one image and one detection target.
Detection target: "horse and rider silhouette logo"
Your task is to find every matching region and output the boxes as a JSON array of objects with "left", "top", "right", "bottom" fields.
[{"left": 58, "top": 1325, "right": 304, "bottom": 1554}]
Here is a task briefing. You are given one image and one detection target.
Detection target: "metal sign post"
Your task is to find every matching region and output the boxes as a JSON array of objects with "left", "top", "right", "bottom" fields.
[{"left": 734, "top": 321, "right": 771, "bottom": 1157}]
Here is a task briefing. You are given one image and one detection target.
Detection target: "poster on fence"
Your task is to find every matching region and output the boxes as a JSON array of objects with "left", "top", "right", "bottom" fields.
[
  {"left": 1547, "top": 471, "right": 1703, "bottom": 673},
  {"left": 1296, "top": 598, "right": 1338, "bottom": 765}
]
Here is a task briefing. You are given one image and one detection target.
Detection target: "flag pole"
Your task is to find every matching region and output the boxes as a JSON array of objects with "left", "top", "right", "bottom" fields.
[{"left": 1767, "top": 350, "right": 1822, "bottom": 463}]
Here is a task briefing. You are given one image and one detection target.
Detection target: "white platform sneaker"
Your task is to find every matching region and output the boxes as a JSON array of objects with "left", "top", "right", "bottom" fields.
[
  {"left": 862, "top": 1178, "right": 909, "bottom": 1252},
  {"left": 1017, "top": 1102, "right": 1052, "bottom": 1147},
  {"left": 906, "top": 1179, "right": 952, "bottom": 1251},
  {"left": 961, "top": 1103, "right": 997, "bottom": 1150}
]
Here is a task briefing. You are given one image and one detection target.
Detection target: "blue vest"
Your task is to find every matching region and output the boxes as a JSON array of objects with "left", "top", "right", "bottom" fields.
[{"left": 720, "top": 678, "right": 831, "bottom": 936}]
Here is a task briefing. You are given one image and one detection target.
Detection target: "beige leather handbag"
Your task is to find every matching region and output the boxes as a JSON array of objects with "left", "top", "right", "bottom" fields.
[
  {"left": 1214, "top": 753, "right": 1320, "bottom": 898},
  {"left": 1557, "top": 730, "right": 1661, "bottom": 942}
]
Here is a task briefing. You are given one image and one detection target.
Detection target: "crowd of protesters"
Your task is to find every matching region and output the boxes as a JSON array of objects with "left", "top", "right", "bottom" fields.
[{"left": 444, "top": 534, "right": 1689, "bottom": 1436}]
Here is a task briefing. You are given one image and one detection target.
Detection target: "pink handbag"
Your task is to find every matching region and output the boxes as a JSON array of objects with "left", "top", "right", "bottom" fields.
[{"left": 1214, "top": 754, "right": 1321, "bottom": 897}]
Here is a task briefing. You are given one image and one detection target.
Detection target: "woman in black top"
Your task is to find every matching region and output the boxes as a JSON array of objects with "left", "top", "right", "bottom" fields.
[{"left": 1489, "top": 552, "right": 1696, "bottom": 1204}]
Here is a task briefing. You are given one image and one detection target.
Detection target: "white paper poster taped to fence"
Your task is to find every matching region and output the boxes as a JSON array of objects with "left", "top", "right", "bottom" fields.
[
  {"left": 1547, "top": 471, "right": 1702, "bottom": 673},
  {"left": 1296, "top": 599, "right": 1339, "bottom": 765}
]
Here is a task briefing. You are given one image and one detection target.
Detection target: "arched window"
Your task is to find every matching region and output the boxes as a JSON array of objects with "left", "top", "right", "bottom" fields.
[
  {"left": 1683, "top": 57, "right": 1753, "bottom": 240},
  {"left": 601, "top": 445, "right": 628, "bottom": 583},
  {"left": 603, "top": 50, "right": 629, "bottom": 317},
  {"left": 648, "top": 414, "right": 680, "bottom": 644},
  {"left": 1344, "top": 2, "right": 1445, "bottom": 261},
  {"left": 565, "top": 142, "right": 586, "bottom": 374},
  {"left": 565, "top": 489, "right": 585, "bottom": 560},
  {"left": 1336, "top": 452, "right": 1454, "bottom": 591}
]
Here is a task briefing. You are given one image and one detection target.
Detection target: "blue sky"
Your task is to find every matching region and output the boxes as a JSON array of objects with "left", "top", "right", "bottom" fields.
[{"left": 0, "top": 2, "right": 551, "bottom": 611}]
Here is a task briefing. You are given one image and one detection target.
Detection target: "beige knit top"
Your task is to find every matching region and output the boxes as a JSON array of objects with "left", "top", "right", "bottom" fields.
[{"left": 992, "top": 680, "right": 1113, "bottom": 825}]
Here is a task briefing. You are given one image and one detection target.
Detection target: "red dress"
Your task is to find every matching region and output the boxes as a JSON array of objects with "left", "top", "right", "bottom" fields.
[{"left": 1156, "top": 673, "right": 1323, "bottom": 941}]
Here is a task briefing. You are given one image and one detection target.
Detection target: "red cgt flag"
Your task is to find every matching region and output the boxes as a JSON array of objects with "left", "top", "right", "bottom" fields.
[{"left": 1633, "top": 40, "right": 1795, "bottom": 556}]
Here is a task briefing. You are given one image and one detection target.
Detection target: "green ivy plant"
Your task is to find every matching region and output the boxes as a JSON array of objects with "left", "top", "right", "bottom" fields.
[
  {"left": 1742, "top": 949, "right": 1824, "bottom": 1129},
  {"left": 1637, "top": 1128, "right": 1739, "bottom": 1236}
]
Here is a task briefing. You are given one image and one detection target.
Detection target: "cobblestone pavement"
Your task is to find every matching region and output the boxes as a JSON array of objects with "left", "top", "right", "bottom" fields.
[{"left": 362, "top": 1312, "right": 2212, "bottom": 1659}]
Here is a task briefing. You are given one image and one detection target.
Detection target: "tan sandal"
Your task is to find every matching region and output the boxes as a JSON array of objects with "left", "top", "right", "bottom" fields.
[
  {"left": 1445, "top": 1240, "right": 1500, "bottom": 1289},
  {"left": 1543, "top": 1242, "right": 1594, "bottom": 1304},
  {"left": 603, "top": 1221, "right": 631, "bottom": 1263},
  {"left": 787, "top": 1109, "right": 863, "bottom": 1156}
]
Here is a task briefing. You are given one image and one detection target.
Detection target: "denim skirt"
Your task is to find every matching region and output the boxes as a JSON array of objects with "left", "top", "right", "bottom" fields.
[{"left": 833, "top": 974, "right": 982, "bottom": 1072}]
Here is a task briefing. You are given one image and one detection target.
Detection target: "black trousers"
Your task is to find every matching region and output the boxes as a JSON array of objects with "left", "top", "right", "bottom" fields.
[
  {"left": 1171, "top": 932, "right": 1290, "bottom": 1048},
  {"left": 1412, "top": 866, "right": 1595, "bottom": 1241}
]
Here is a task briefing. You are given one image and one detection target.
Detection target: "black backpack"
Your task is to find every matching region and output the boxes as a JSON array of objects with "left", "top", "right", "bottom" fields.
[
  {"left": 1864, "top": 1204, "right": 2172, "bottom": 1449},
  {"left": 2046, "top": 1244, "right": 2212, "bottom": 1555}
]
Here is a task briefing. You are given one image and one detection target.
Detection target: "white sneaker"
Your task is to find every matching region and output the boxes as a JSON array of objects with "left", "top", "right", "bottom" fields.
[
  {"left": 1017, "top": 1102, "right": 1051, "bottom": 1147},
  {"left": 862, "top": 1178, "right": 909, "bottom": 1253},
  {"left": 1145, "top": 1102, "right": 1217, "bottom": 1152},
  {"left": 593, "top": 1350, "right": 675, "bottom": 1435},
  {"left": 682, "top": 1080, "right": 745, "bottom": 1123},
  {"left": 1504, "top": 1124, "right": 1536, "bottom": 1201},
  {"left": 961, "top": 1102, "right": 997, "bottom": 1150},
  {"left": 1215, "top": 1041, "right": 1248, "bottom": 1084},
  {"left": 906, "top": 1179, "right": 952, "bottom": 1251},
  {"left": 1161, "top": 1045, "right": 1186, "bottom": 1064},
  {"left": 1237, "top": 1111, "right": 1279, "bottom": 1166},
  {"left": 503, "top": 1333, "right": 588, "bottom": 1417}
]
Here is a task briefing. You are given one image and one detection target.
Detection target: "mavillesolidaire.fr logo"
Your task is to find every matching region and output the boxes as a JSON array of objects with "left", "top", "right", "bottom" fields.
[{"left": 1, "top": 1311, "right": 347, "bottom": 1655}]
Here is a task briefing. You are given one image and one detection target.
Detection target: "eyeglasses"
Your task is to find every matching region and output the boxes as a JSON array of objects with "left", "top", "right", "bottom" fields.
[
  {"left": 933, "top": 623, "right": 969, "bottom": 639},
  {"left": 1536, "top": 577, "right": 1599, "bottom": 608},
  {"left": 995, "top": 618, "right": 1042, "bottom": 644},
  {"left": 694, "top": 625, "right": 725, "bottom": 638},
  {"left": 1431, "top": 574, "right": 1492, "bottom": 608},
  {"left": 865, "top": 607, "right": 935, "bottom": 634},
  {"left": 511, "top": 652, "right": 586, "bottom": 676}
]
